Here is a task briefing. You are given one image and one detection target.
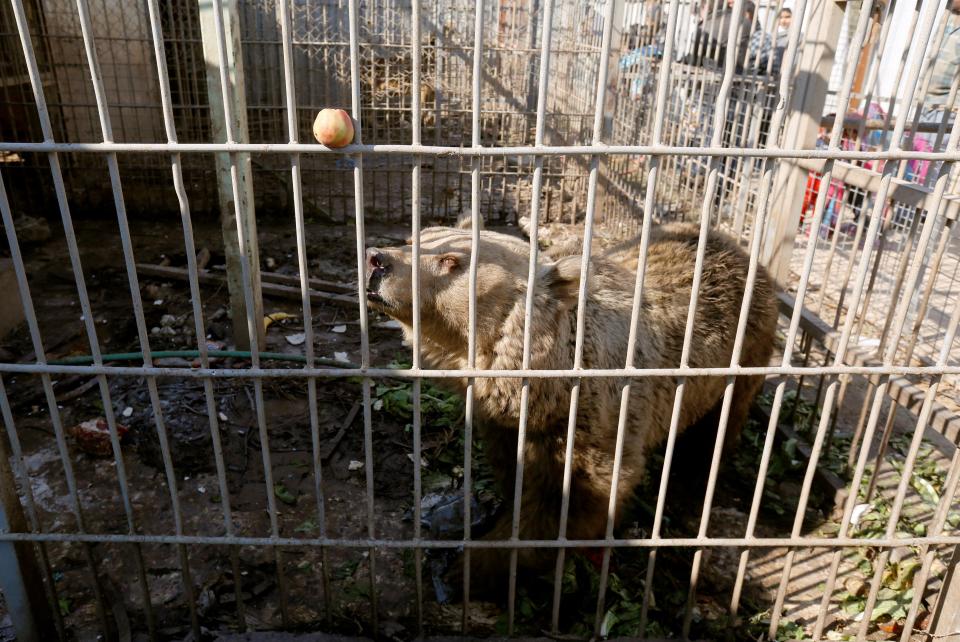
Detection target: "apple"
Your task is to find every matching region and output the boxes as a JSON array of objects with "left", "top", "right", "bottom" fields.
[{"left": 313, "top": 108, "right": 355, "bottom": 148}]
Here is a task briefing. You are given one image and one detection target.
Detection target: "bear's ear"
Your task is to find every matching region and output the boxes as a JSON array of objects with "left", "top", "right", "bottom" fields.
[
  {"left": 539, "top": 255, "right": 583, "bottom": 305},
  {"left": 455, "top": 211, "right": 484, "bottom": 230}
]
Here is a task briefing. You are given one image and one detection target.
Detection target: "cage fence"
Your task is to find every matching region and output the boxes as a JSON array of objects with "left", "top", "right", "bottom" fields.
[{"left": 0, "top": 0, "right": 959, "bottom": 639}]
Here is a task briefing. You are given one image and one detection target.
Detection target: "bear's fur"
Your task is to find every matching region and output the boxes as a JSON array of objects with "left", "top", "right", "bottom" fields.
[{"left": 364, "top": 219, "right": 778, "bottom": 594}]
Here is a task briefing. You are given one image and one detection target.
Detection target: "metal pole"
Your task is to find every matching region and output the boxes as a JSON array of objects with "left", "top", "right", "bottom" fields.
[
  {"left": 197, "top": 0, "right": 265, "bottom": 350},
  {"left": 760, "top": 0, "right": 845, "bottom": 284},
  {"left": 0, "top": 425, "right": 56, "bottom": 642}
]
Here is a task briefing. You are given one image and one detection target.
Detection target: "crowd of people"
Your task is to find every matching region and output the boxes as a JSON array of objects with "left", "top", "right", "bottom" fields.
[
  {"left": 622, "top": 0, "right": 795, "bottom": 77},
  {"left": 687, "top": 0, "right": 794, "bottom": 75}
]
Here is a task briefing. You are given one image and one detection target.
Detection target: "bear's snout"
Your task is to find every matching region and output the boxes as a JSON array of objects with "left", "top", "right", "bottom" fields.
[{"left": 365, "top": 247, "right": 391, "bottom": 301}]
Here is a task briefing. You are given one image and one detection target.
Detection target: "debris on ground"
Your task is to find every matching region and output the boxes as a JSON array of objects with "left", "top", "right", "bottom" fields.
[
  {"left": 10, "top": 215, "right": 52, "bottom": 244},
  {"left": 407, "top": 492, "right": 498, "bottom": 540},
  {"left": 264, "top": 312, "right": 297, "bottom": 331},
  {"left": 66, "top": 417, "right": 129, "bottom": 456}
]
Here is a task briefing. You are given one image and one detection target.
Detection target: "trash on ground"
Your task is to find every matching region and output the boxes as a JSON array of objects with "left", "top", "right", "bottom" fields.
[
  {"left": 406, "top": 491, "right": 498, "bottom": 539},
  {"left": 285, "top": 332, "right": 306, "bottom": 346},
  {"left": 405, "top": 491, "right": 500, "bottom": 604},
  {"left": 264, "top": 312, "right": 296, "bottom": 331},
  {"left": 67, "top": 417, "right": 129, "bottom": 457},
  {"left": 406, "top": 453, "right": 428, "bottom": 468},
  {"left": 851, "top": 502, "right": 872, "bottom": 526}
]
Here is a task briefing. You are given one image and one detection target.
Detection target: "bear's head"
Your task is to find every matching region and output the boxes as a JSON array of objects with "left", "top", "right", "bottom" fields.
[{"left": 364, "top": 218, "right": 585, "bottom": 354}]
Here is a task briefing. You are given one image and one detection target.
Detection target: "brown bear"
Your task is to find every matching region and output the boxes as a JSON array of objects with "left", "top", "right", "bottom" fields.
[{"left": 364, "top": 219, "right": 778, "bottom": 595}]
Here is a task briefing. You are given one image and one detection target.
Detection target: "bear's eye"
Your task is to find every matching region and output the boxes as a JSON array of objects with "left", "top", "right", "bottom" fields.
[{"left": 438, "top": 255, "right": 459, "bottom": 271}]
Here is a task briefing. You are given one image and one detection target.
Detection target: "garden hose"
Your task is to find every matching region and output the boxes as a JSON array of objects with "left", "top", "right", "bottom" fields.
[{"left": 49, "top": 350, "right": 360, "bottom": 369}]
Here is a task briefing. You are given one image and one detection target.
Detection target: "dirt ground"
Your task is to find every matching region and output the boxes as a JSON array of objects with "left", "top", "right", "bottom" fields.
[{"left": 0, "top": 213, "right": 957, "bottom": 641}]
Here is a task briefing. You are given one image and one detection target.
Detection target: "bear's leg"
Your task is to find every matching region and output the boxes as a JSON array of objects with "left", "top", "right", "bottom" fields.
[
  {"left": 452, "top": 479, "right": 615, "bottom": 595},
  {"left": 441, "top": 487, "right": 560, "bottom": 601},
  {"left": 443, "top": 435, "right": 581, "bottom": 600}
]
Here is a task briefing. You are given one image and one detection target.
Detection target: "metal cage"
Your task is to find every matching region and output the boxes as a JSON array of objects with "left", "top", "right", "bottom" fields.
[{"left": 0, "top": 0, "right": 959, "bottom": 638}]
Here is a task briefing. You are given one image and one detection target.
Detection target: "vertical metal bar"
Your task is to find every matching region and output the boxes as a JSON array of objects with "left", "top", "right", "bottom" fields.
[
  {"left": 276, "top": 0, "right": 332, "bottom": 619},
  {"left": 859, "top": 280, "right": 960, "bottom": 635},
  {"left": 815, "top": 184, "right": 854, "bottom": 317},
  {"left": 766, "top": 0, "right": 942, "bottom": 634},
  {"left": 842, "top": 74, "right": 960, "bottom": 641},
  {"left": 503, "top": 0, "right": 615, "bottom": 633},
  {"left": 726, "top": 0, "right": 780, "bottom": 238},
  {"left": 345, "top": 0, "right": 379, "bottom": 627},
  {"left": 209, "top": 0, "right": 290, "bottom": 625},
  {"left": 0, "top": 378, "right": 64, "bottom": 640},
  {"left": 876, "top": 0, "right": 923, "bottom": 149},
  {"left": 590, "top": 0, "right": 680, "bottom": 634},
  {"left": 680, "top": 0, "right": 723, "bottom": 218},
  {"left": 864, "top": 219, "right": 954, "bottom": 502},
  {"left": 434, "top": 0, "right": 444, "bottom": 148},
  {"left": 628, "top": 0, "right": 748, "bottom": 630},
  {"left": 930, "top": 550, "right": 960, "bottom": 636},
  {"left": 410, "top": 0, "right": 425, "bottom": 631},
  {"left": 689, "top": 0, "right": 874, "bottom": 626},
  {"left": 730, "top": 0, "right": 786, "bottom": 241},
  {"left": 75, "top": 2, "right": 205, "bottom": 635},
  {"left": 713, "top": 1, "right": 761, "bottom": 235},
  {"left": 0, "top": 380, "right": 57, "bottom": 642},
  {"left": 842, "top": 6, "right": 947, "bottom": 451},
  {"left": 900, "top": 404, "right": 960, "bottom": 640},
  {"left": 462, "top": 0, "right": 484, "bottom": 628},
  {"left": 0, "top": 166, "right": 109, "bottom": 635},
  {"left": 852, "top": 0, "right": 896, "bottom": 150},
  {"left": 849, "top": 23, "right": 960, "bottom": 477},
  {"left": 495, "top": 0, "right": 553, "bottom": 627},
  {"left": 814, "top": 6, "right": 960, "bottom": 638},
  {"left": 7, "top": 1, "right": 121, "bottom": 633},
  {"left": 143, "top": 0, "right": 246, "bottom": 627},
  {"left": 724, "top": 0, "right": 816, "bottom": 617}
]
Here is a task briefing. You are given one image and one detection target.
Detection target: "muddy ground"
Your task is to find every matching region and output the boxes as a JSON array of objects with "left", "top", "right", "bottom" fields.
[{"left": 0, "top": 212, "right": 956, "bottom": 641}]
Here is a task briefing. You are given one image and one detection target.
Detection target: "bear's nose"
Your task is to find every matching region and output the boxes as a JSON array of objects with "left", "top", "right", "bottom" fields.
[{"left": 366, "top": 248, "right": 387, "bottom": 271}]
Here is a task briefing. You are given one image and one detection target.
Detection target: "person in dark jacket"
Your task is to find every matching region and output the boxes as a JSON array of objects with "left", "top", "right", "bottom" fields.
[{"left": 688, "top": 0, "right": 755, "bottom": 71}]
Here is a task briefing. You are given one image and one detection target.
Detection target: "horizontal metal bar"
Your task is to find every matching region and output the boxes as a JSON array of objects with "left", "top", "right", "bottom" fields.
[
  {"left": 0, "top": 532, "right": 958, "bottom": 549},
  {"left": 820, "top": 113, "right": 954, "bottom": 134},
  {"left": 794, "top": 158, "right": 960, "bottom": 220},
  {"left": 1, "top": 363, "right": 957, "bottom": 378},
  {"left": 5, "top": 141, "right": 960, "bottom": 161}
]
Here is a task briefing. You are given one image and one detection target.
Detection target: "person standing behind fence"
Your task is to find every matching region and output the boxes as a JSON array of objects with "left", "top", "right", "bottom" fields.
[
  {"left": 687, "top": 0, "right": 756, "bottom": 71},
  {"left": 747, "top": 7, "right": 793, "bottom": 76}
]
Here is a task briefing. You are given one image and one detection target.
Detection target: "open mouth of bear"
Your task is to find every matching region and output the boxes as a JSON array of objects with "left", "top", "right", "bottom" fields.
[{"left": 365, "top": 290, "right": 384, "bottom": 304}]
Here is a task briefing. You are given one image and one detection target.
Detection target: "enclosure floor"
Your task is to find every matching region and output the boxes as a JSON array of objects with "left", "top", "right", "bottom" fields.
[
  {"left": 789, "top": 223, "right": 960, "bottom": 397},
  {"left": 1, "top": 216, "right": 956, "bottom": 640}
]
